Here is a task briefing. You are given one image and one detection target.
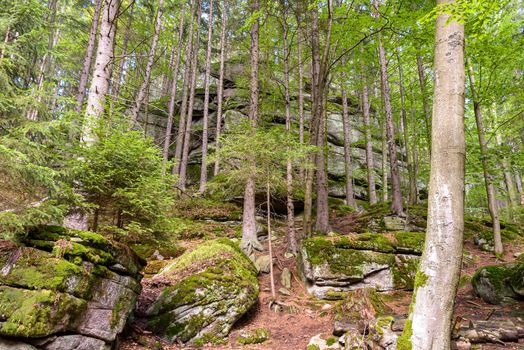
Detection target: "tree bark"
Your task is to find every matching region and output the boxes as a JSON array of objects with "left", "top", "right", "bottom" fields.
[
  {"left": 213, "top": 0, "right": 228, "bottom": 176},
  {"left": 111, "top": 1, "right": 134, "bottom": 102},
  {"left": 297, "top": 26, "right": 305, "bottom": 180},
  {"left": 377, "top": 36, "right": 404, "bottom": 215},
  {"left": 282, "top": 10, "right": 297, "bottom": 254},
  {"left": 76, "top": 0, "right": 103, "bottom": 113},
  {"left": 397, "top": 50, "right": 417, "bottom": 205},
  {"left": 400, "top": 2, "right": 465, "bottom": 348},
  {"left": 129, "top": 0, "right": 164, "bottom": 123},
  {"left": 162, "top": 11, "right": 185, "bottom": 165},
  {"left": 416, "top": 54, "right": 432, "bottom": 155},
  {"left": 178, "top": 0, "right": 203, "bottom": 189},
  {"left": 467, "top": 60, "right": 503, "bottom": 255},
  {"left": 360, "top": 50, "right": 377, "bottom": 205},
  {"left": 267, "top": 180, "right": 276, "bottom": 299},
  {"left": 341, "top": 69, "right": 356, "bottom": 207},
  {"left": 173, "top": 0, "right": 198, "bottom": 175},
  {"left": 240, "top": 0, "right": 262, "bottom": 254},
  {"left": 198, "top": 0, "right": 214, "bottom": 193},
  {"left": 83, "top": 0, "right": 119, "bottom": 145},
  {"left": 496, "top": 134, "right": 518, "bottom": 220}
]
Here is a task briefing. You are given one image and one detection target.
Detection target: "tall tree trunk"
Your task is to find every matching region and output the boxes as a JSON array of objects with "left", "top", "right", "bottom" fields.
[
  {"left": 173, "top": 0, "right": 198, "bottom": 175},
  {"left": 76, "top": 0, "right": 103, "bottom": 113},
  {"left": 162, "top": 11, "right": 185, "bottom": 165},
  {"left": 416, "top": 55, "right": 432, "bottom": 155},
  {"left": 178, "top": 0, "right": 203, "bottom": 189},
  {"left": 467, "top": 61, "right": 503, "bottom": 255},
  {"left": 130, "top": 0, "right": 164, "bottom": 123},
  {"left": 399, "top": 2, "right": 465, "bottom": 347},
  {"left": 83, "top": 0, "right": 119, "bottom": 145},
  {"left": 0, "top": 27, "right": 9, "bottom": 59},
  {"left": 198, "top": 0, "right": 214, "bottom": 193},
  {"left": 361, "top": 51, "right": 377, "bottom": 205},
  {"left": 378, "top": 37, "right": 404, "bottom": 215},
  {"left": 267, "top": 180, "right": 276, "bottom": 299},
  {"left": 27, "top": 0, "right": 59, "bottom": 121},
  {"left": 397, "top": 50, "right": 417, "bottom": 205},
  {"left": 213, "top": 0, "right": 228, "bottom": 176},
  {"left": 516, "top": 173, "right": 524, "bottom": 205},
  {"left": 497, "top": 134, "right": 517, "bottom": 221},
  {"left": 312, "top": 2, "right": 330, "bottom": 234},
  {"left": 282, "top": 11, "right": 297, "bottom": 254},
  {"left": 241, "top": 0, "right": 262, "bottom": 254},
  {"left": 381, "top": 119, "right": 388, "bottom": 202},
  {"left": 341, "top": 70, "right": 356, "bottom": 207},
  {"left": 408, "top": 79, "right": 420, "bottom": 205},
  {"left": 297, "top": 26, "right": 305, "bottom": 180},
  {"left": 112, "top": 1, "right": 134, "bottom": 102}
]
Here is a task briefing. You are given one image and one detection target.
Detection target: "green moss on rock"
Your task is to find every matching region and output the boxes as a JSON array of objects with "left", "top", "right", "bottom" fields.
[
  {"left": 146, "top": 239, "right": 259, "bottom": 345},
  {"left": 237, "top": 328, "right": 270, "bottom": 345}
]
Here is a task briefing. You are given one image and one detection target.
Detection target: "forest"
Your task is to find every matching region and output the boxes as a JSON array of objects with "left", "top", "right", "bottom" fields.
[{"left": 0, "top": 0, "right": 523, "bottom": 349}]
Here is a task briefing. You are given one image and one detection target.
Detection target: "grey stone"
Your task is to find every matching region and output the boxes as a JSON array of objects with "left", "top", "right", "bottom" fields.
[
  {"left": 383, "top": 216, "right": 407, "bottom": 231},
  {"left": 41, "top": 335, "right": 110, "bottom": 350},
  {"left": 255, "top": 255, "right": 272, "bottom": 274},
  {"left": 0, "top": 339, "right": 37, "bottom": 350},
  {"left": 279, "top": 287, "right": 291, "bottom": 296},
  {"left": 281, "top": 268, "right": 292, "bottom": 289}
]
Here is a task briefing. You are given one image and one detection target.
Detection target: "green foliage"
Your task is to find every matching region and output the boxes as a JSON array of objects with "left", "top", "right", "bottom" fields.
[{"left": 72, "top": 121, "right": 176, "bottom": 232}]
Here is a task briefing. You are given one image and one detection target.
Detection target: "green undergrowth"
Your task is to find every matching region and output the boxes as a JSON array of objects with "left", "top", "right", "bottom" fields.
[{"left": 171, "top": 197, "right": 242, "bottom": 221}]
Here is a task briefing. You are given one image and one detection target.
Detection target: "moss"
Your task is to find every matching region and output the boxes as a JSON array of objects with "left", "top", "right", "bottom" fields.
[
  {"left": 471, "top": 265, "right": 512, "bottom": 293},
  {"left": 307, "top": 345, "right": 321, "bottom": 350},
  {"left": 393, "top": 232, "right": 425, "bottom": 254},
  {"left": 0, "top": 286, "right": 86, "bottom": 337},
  {"left": 397, "top": 319, "right": 413, "bottom": 350},
  {"left": 325, "top": 336, "right": 338, "bottom": 346},
  {"left": 414, "top": 271, "right": 429, "bottom": 289},
  {"left": 237, "top": 328, "right": 270, "bottom": 345}
]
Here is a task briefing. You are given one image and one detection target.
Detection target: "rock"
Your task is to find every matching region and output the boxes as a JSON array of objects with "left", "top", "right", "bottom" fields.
[
  {"left": 152, "top": 250, "right": 164, "bottom": 260},
  {"left": 143, "top": 238, "right": 259, "bottom": 345},
  {"left": 0, "top": 226, "right": 144, "bottom": 348},
  {"left": 308, "top": 334, "right": 342, "bottom": 350},
  {"left": 472, "top": 264, "right": 522, "bottom": 304},
  {"left": 300, "top": 234, "right": 421, "bottom": 299},
  {"left": 281, "top": 267, "right": 292, "bottom": 289},
  {"left": 279, "top": 287, "right": 291, "bottom": 296},
  {"left": 284, "top": 252, "right": 295, "bottom": 259},
  {"left": 237, "top": 328, "right": 270, "bottom": 345},
  {"left": 0, "top": 338, "right": 38, "bottom": 350},
  {"left": 322, "top": 303, "right": 333, "bottom": 311},
  {"left": 383, "top": 216, "right": 407, "bottom": 231},
  {"left": 255, "top": 255, "right": 272, "bottom": 274}
]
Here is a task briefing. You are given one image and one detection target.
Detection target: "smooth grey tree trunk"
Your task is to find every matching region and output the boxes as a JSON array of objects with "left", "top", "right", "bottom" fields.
[
  {"left": 198, "top": 0, "right": 214, "bottom": 193},
  {"left": 111, "top": 1, "right": 134, "bottom": 102},
  {"left": 76, "top": 0, "right": 102, "bottom": 113},
  {"left": 417, "top": 55, "right": 432, "bottom": 155},
  {"left": 341, "top": 76, "right": 356, "bottom": 208},
  {"left": 129, "top": 0, "right": 164, "bottom": 123},
  {"left": 400, "top": 2, "right": 465, "bottom": 347}
]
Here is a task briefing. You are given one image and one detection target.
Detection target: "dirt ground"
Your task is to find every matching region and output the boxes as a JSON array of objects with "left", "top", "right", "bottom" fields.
[{"left": 121, "top": 217, "right": 524, "bottom": 350}]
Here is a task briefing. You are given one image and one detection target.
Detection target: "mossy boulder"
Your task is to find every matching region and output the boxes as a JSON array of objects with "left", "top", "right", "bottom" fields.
[
  {"left": 143, "top": 238, "right": 259, "bottom": 345},
  {"left": 472, "top": 261, "right": 524, "bottom": 304},
  {"left": 300, "top": 234, "right": 422, "bottom": 299},
  {"left": 0, "top": 226, "right": 145, "bottom": 348}
]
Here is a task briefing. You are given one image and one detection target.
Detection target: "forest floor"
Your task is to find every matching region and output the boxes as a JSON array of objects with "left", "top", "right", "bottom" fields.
[{"left": 121, "top": 214, "right": 524, "bottom": 350}]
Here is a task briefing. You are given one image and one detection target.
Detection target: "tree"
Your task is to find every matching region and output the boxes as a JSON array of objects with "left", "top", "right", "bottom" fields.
[
  {"left": 129, "top": 0, "right": 165, "bottom": 123},
  {"left": 75, "top": 0, "right": 103, "bottom": 113},
  {"left": 340, "top": 59, "right": 356, "bottom": 208},
  {"left": 399, "top": 0, "right": 465, "bottom": 347},
  {"left": 240, "top": 0, "right": 262, "bottom": 254},
  {"left": 198, "top": 0, "right": 215, "bottom": 192},
  {"left": 83, "top": 0, "right": 120, "bottom": 145}
]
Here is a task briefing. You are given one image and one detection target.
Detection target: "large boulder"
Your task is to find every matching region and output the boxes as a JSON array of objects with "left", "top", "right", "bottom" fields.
[
  {"left": 0, "top": 226, "right": 145, "bottom": 349},
  {"left": 300, "top": 233, "right": 423, "bottom": 299},
  {"left": 141, "top": 238, "right": 259, "bottom": 345},
  {"left": 472, "top": 258, "right": 524, "bottom": 305}
]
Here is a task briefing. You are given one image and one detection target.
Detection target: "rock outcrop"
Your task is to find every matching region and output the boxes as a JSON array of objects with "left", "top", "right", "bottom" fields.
[
  {"left": 0, "top": 226, "right": 145, "bottom": 349},
  {"left": 472, "top": 256, "right": 524, "bottom": 304},
  {"left": 140, "top": 238, "right": 259, "bottom": 345},
  {"left": 300, "top": 233, "right": 424, "bottom": 299}
]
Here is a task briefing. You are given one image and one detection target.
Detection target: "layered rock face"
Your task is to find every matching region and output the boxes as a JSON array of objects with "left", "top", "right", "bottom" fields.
[
  {"left": 0, "top": 226, "right": 145, "bottom": 349},
  {"left": 299, "top": 232, "right": 424, "bottom": 299},
  {"left": 140, "top": 238, "right": 259, "bottom": 345}
]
